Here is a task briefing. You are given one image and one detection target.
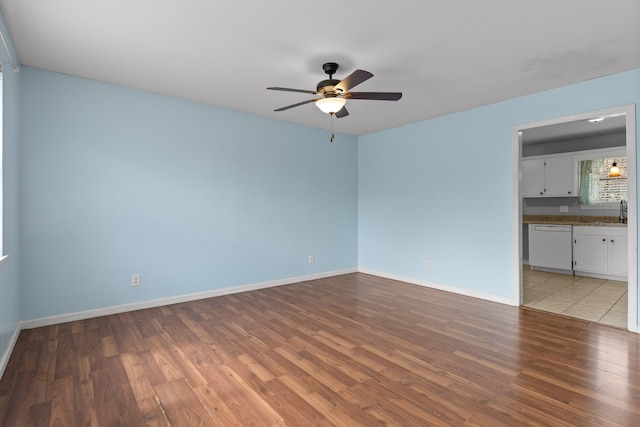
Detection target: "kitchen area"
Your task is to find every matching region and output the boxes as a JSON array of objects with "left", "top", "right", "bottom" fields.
[{"left": 521, "top": 114, "right": 629, "bottom": 328}]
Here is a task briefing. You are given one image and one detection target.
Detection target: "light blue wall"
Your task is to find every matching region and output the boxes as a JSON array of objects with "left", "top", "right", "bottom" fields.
[
  {"left": 0, "top": 22, "right": 21, "bottom": 369},
  {"left": 11, "top": 62, "right": 640, "bottom": 325},
  {"left": 19, "top": 67, "right": 358, "bottom": 320},
  {"left": 359, "top": 69, "right": 640, "bottom": 303}
]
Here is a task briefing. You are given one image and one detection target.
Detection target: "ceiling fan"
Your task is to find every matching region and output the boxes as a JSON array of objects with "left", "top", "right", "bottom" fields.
[{"left": 267, "top": 62, "right": 402, "bottom": 118}]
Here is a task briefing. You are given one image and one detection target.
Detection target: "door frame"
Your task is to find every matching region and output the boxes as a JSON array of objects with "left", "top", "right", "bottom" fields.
[{"left": 512, "top": 104, "right": 638, "bottom": 333}]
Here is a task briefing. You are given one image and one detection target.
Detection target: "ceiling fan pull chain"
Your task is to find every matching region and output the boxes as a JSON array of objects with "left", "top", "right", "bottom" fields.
[{"left": 330, "top": 113, "right": 335, "bottom": 142}]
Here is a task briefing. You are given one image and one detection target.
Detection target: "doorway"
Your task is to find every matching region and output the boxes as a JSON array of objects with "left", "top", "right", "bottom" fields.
[{"left": 512, "top": 105, "right": 637, "bottom": 332}]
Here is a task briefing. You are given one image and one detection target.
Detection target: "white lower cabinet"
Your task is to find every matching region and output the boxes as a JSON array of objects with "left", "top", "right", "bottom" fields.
[
  {"left": 573, "top": 226, "right": 627, "bottom": 279},
  {"left": 608, "top": 235, "right": 628, "bottom": 277}
]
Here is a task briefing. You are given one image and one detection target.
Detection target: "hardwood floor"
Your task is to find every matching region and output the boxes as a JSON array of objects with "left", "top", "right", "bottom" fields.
[{"left": 1, "top": 273, "right": 639, "bottom": 426}]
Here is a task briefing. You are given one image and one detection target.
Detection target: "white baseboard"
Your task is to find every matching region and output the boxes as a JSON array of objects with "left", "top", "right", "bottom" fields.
[
  {"left": 21, "top": 267, "right": 358, "bottom": 330},
  {"left": 358, "top": 268, "right": 519, "bottom": 306},
  {"left": 17, "top": 266, "right": 639, "bottom": 333},
  {"left": 0, "top": 323, "right": 21, "bottom": 381}
]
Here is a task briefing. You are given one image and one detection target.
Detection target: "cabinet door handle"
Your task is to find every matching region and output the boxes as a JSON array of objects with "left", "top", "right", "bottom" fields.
[
  {"left": 602, "top": 238, "right": 606, "bottom": 242},
  {"left": 568, "top": 191, "right": 571, "bottom": 194},
  {"left": 611, "top": 239, "right": 615, "bottom": 243}
]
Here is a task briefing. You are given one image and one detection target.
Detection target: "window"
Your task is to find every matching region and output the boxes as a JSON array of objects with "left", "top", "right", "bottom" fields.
[
  {"left": 578, "top": 156, "right": 627, "bottom": 206},
  {"left": 0, "top": 68, "right": 3, "bottom": 259}
]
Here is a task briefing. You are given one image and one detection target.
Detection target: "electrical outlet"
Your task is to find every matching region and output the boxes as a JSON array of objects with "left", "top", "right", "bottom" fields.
[
  {"left": 131, "top": 274, "right": 141, "bottom": 287},
  {"left": 560, "top": 205, "right": 569, "bottom": 213},
  {"left": 426, "top": 260, "right": 432, "bottom": 269},
  {"left": 308, "top": 255, "right": 314, "bottom": 264}
]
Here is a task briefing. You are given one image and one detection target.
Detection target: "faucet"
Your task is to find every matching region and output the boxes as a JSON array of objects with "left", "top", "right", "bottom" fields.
[{"left": 620, "top": 200, "right": 627, "bottom": 223}]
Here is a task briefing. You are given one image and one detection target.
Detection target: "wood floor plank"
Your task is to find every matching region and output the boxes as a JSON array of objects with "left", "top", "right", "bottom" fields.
[
  {"left": 29, "top": 338, "right": 58, "bottom": 407},
  {"left": 276, "top": 373, "right": 375, "bottom": 427},
  {"left": 72, "top": 356, "right": 98, "bottom": 426},
  {"left": 2, "top": 370, "right": 37, "bottom": 426},
  {"left": 49, "top": 376, "right": 74, "bottom": 427},
  {"left": 144, "top": 335, "right": 189, "bottom": 385},
  {"left": 344, "top": 378, "right": 466, "bottom": 426},
  {"left": 30, "top": 400, "right": 51, "bottom": 427},
  {"left": 91, "top": 365, "right": 125, "bottom": 426},
  {"left": 1, "top": 272, "right": 639, "bottom": 426},
  {"left": 119, "top": 352, "right": 169, "bottom": 426},
  {"left": 153, "top": 378, "right": 217, "bottom": 427},
  {"left": 195, "top": 361, "right": 276, "bottom": 426},
  {"left": 219, "top": 364, "right": 287, "bottom": 426}
]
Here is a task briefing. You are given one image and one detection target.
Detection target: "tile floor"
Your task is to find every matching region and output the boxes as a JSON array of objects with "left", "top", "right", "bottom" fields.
[{"left": 523, "top": 266, "right": 628, "bottom": 328}]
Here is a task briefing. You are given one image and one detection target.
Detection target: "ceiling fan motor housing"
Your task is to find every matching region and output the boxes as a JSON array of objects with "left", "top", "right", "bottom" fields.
[{"left": 317, "top": 79, "right": 341, "bottom": 95}]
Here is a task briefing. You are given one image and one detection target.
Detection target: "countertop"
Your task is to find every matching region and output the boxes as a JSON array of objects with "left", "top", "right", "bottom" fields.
[{"left": 523, "top": 215, "right": 627, "bottom": 227}]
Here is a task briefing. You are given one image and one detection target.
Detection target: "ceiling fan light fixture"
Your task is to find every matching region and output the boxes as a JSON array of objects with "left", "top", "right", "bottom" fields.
[{"left": 315, "top": 97, "right": 346, "bottom": 114}]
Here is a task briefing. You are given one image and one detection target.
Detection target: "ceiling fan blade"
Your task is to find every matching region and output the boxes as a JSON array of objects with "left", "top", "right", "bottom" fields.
[
  {"left": 267, "top": 87, "right": 317, "bottom": 95},
  {"left": 334, "top": 69, "right": 373, "bottom": 93},
  {"left": 274, "top": 98, "right": 319, "bottom": 112},
  {"left": 335, "top": 106, "right": 349, "bottom": 118},
  {"left": 346, "top": 92, "right": 403, "bottom": 101}
]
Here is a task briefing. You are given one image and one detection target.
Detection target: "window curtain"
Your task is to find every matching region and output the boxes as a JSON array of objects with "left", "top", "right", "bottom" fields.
[{"left": 578, "top": 159, "right": 604, "bottom": 205}]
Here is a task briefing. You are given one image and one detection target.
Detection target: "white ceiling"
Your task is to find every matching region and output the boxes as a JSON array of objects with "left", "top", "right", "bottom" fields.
[{"left": 1, "top": 0, "right": 639, "bottom": 136}]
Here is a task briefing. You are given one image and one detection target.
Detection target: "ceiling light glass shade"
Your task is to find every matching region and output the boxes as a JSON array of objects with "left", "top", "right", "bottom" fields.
[
  {"left": 315, "top": 97, "right": 346, "bottom": 114},
  {"left": 609, "top": 162, "right": 621, "bottom": 177}
]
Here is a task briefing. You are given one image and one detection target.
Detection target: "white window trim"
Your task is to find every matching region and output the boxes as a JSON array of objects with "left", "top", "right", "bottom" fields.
[{"left": 0, "top": 68, "right": 4, "bottom": 263}]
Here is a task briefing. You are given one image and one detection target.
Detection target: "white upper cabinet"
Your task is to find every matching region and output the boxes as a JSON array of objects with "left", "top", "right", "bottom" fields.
[
  {"left": 522, "top": 159, "right": 546, "bottom": 196},
  {"left": 522, "top": 155, "right": 575, "bottom": 198},
  {"left": 544, "top": 157, "right": 575, "bottom": 197}
]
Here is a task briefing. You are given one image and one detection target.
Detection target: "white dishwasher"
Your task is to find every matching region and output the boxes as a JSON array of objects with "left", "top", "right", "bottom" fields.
[{"left": 528, "top": 224, "right": 573, "bottom": 271}]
